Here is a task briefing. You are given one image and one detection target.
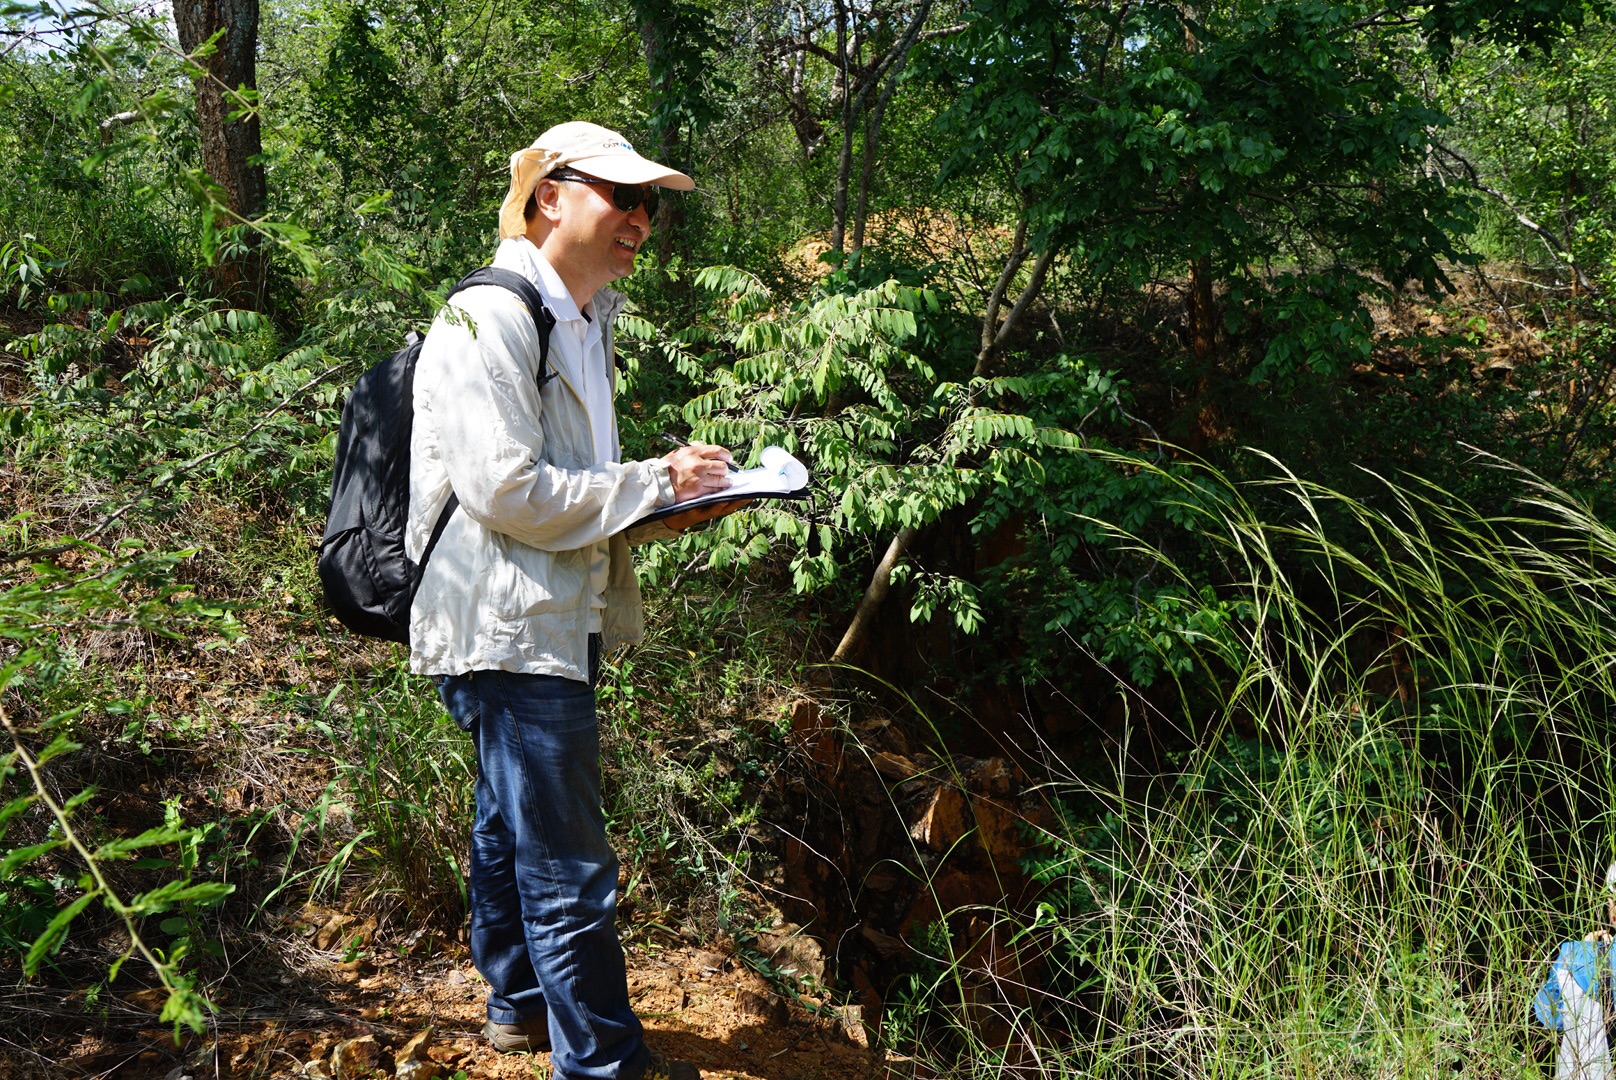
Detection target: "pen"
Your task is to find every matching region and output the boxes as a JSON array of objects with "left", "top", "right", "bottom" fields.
[{"left": 660, "top": 432, "right": 741, "bottom": 472}]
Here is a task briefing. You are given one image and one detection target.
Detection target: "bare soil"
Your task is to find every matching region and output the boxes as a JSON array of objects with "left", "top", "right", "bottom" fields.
[{"left": 2, "top": 931, "right": 888, "bottom": 1079}]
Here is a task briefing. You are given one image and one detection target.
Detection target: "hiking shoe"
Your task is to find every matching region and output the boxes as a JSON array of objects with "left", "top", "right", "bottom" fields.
[
  {"left": 483, "top": 1016, "right": 551, "bottom": 1053},
  {"left": 645, "top": 1050, "right": 700, "bottom": 1080}
]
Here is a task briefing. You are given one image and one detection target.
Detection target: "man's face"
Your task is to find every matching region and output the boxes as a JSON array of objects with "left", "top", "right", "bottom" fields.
[{"left": 545, "top": 172, "right": 652, "bottom": 290}]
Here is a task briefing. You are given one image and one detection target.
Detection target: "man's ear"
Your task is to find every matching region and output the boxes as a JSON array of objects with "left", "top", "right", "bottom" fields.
[{"left": 534, "top": 179, "right": 565, "bottom": 225}]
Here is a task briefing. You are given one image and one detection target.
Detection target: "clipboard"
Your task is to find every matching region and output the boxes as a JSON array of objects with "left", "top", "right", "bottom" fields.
[{"left": 631, "top": 446, "right": 810, "bottom": 527}]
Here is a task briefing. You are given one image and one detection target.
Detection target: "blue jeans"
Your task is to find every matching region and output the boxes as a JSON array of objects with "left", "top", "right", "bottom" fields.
[{"left": 436, "top": 643, "right": 648, "bottom": 1080}]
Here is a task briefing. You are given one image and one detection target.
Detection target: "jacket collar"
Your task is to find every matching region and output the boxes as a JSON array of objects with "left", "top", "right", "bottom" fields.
[{"left": 495, "top": 237, "right": 627, "bottom": 326}]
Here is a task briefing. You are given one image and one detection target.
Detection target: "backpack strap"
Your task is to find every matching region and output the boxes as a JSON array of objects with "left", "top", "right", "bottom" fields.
[
  {"left": 412, "top": 490, "right": 460, "bottom": 607},
  {"left": 447, "top": 266, "right": 557, "bottom": 388},
  {"left": 413, "top": 266, "right": 558, "bottom": 602}
]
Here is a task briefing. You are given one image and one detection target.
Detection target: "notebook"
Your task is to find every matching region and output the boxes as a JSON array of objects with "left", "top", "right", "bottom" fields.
[{"left": 630, "top": 446, "right": 810, "bottom": 526}]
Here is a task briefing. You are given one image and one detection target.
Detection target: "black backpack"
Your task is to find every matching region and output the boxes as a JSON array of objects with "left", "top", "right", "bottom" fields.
[{"left": 318, "top": 267, "right": 556, "bottom": 643}]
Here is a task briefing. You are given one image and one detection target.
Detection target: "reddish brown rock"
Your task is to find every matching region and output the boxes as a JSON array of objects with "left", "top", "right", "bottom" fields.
[
  {"left": 871, "top": 751, "right": 920, "bottom": 781},
  {"left": 968, "top": 757, "right": 1016, "bottom": 796},
  {"left": 908, "top": 785, "right": 970, "bottom": 852},
  {"left": 900, "top": 869, "right": 1000, "bottom": 935},
  {"left": 858, "top": 925, "right": 907, "bottom": 961}
]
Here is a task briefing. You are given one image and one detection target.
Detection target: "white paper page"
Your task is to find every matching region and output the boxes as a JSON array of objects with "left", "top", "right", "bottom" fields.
[{"left": 719, "top": 446, "right": 810, "bottom": 497}]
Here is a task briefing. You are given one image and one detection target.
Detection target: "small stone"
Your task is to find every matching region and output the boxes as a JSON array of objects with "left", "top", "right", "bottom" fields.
[
  {"left": 395, "top": 1060, "right": 439, "bottom": 1080},
  {"left": 837, "top": 1003, "right": 871, "bottom": 1048},
  {"left": 330, "top": 1035, "right": 379, "bottom": 1080},
  {"left": 753, "top": 926, "right": 827, "bottom": 985},
  {"left": 692, "top": 949, "right": 727, "bottom": 971},
  {"left": 734, "top": 988, "right": 788, "bottom": 1025},
  {"left": 301, "top": 1062, "right": 332, "bottom": 1080},
  {"left": 397, "top": 1028, "right": 433, "bottom": 1064},
  {"left": 426, "top": 1044, "right": 470, "bottom": 1066}
]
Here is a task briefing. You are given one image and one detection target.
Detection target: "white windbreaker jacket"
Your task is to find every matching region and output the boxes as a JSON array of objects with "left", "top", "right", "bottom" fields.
[{"left": 404, "top": 248, "right": 676, "bottom": 680}]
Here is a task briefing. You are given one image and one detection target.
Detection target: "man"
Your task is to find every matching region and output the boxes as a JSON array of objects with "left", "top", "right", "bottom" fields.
[{"left": 406, "top": 121, "right": 741, "bottom": 1079}]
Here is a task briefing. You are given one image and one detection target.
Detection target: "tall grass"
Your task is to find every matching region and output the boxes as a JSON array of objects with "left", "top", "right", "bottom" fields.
[
  {"left": 307, "top": 662, "right": 475, "bottom": 927},
  {"left": 900, "top": 452, "right": 1616, "bottom": 1078}
]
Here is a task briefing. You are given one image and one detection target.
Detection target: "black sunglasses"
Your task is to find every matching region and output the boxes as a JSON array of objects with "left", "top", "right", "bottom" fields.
[{"left": 548, "top": 169, "right": 661, "bottom": 218}]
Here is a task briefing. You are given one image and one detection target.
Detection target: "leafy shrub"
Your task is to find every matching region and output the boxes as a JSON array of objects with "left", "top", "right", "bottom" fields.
[
  {"left": 0, "top": 537, "right": 239, "bottom": 1034},
  {"left": 618, "top": 263, "right": 1246, "bottom": 688}
]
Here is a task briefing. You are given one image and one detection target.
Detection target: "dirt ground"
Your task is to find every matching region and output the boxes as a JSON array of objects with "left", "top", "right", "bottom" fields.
[{"left": 4, "top": 933, "right": 892, "bottom": 1079}]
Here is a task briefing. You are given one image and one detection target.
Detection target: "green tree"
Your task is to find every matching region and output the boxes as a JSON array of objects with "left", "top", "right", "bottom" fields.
[
  {"left": 1436, "top": 16, "right": 1616, "bottom": 291},
  {"left": 923, "top": 0, "right": 1603, "bottom": 382}
]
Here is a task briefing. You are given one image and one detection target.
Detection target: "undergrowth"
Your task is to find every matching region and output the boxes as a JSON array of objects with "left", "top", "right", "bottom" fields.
[
  {"left": 886, "top": 453, "right": 1614, "bottom": 1077},
  {"left": 600, "top": 571, "right": 807, "bottom": 945}
]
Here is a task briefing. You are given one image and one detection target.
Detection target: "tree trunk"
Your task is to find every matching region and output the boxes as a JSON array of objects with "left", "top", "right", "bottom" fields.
[
  {"left": 851, "top": 0, "right": 927, "bottom": 253},
  {"left": 784, "top": 26, "right": 824, "bottom": 157},
  {"left": 971, "top": 210, "right": 1067, "bottom": 379},
  {"left": 976, "top": 218, "right": 1028, "bottom": 368},
  {"left": 172, "top": 0, "right": 266, "bottom": 309},
  {"left": 1187, "top": 254, "right": 1216, "bottom": 360},
  {"left": 831, "top": 525, "right": 918, "bottom": 664},
  {"left": 829, "top": 0, "right": 853, "bottom": 255},
  {"left": 851, "top": 111, "right": 876, "bottom": 255},
  {"left": 634, "top": 4, "right": 689, "bottom": 275}
]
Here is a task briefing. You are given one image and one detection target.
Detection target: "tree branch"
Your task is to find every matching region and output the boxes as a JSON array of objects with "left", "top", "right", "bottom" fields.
[
  {"left": 831, "top": 524, "right": 919, "bottom": 663},
  {"left": 975, "top": 218, "right": 1030, "bottom": 374},
  {"left": 99, "top": 109, "right": 141, "bottom": 143},
  {"left": 1433, "top": 142, "right": 1599, "bottom": 295},
  {"left": 988, "top": 246, "right": 1055, "bottom": 356},
  {"left": 914, "top": 21, "right": 968, "bottom": 41}
]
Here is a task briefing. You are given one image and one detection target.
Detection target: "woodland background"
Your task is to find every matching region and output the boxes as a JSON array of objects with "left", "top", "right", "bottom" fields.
[{"left": 6, "top": 0, "right": 1616, "bottom": 1075}]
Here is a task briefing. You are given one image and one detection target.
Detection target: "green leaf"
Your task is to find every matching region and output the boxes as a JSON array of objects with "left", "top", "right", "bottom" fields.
[
  {"left": 93, "top": 825, "right": 191, "bottom": 859},
  {"left": 158, "top": 979, "right": 210, "bottom": 1034},
  {"left": 34, "top": 732, "right": 84, "bottom": 768},
  {"left": 2, "top": 839, "right": 67, "bottom": 878},
  {"left": 23, "top": 890, "right": 98, "bottom": 975},
  {"left": 0, "top": 792, "right": 38, "bottom": 837},
  {"left": 126, "top": 879, "right": 234, "bottom": 915}
]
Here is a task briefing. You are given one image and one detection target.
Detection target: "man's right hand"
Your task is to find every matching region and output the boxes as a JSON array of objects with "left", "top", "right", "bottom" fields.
[{"left": 664, "top": 442, "right": 735, "bottom": 501}]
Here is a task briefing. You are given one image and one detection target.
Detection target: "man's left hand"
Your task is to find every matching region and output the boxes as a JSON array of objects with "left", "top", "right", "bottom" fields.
[{"left": 660, "top": 498, "right": 753, "bottom": 533}]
